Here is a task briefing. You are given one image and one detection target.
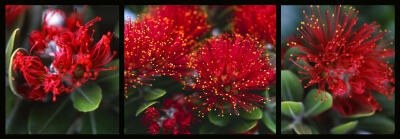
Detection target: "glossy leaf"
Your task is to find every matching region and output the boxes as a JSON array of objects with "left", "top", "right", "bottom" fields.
[
  {"left": 97, "top": 59, "right": 119, "bottom": 98},
  {"left": 310, "top": 127, "right": 319, "bottom": 134},
  {"left": 231, "top": 120, "right": 258, "bottom": 133},
  {"left": 199, "top": 122, "right": 218, "bottom": 134},
  {"left": 346, "top": 111, "right": 375, "bottom": 119},
  {"left": 281, "top": 120, "right": 291, "bottom": 134},
  {"left": 330, "top": 121, "right": 358, "bottom": 134},
  {"left": 304, "top": 89, "right": 332, "bottom": 116},
  {"left": 293, "top": 123, "right": 312, "bottom": 134},
  {"left": 359, "top": 115, "right": 395, "bottom": 134},
  {"left": 125, "top": 86, "right": 137, "bottom": 98},
  {"left": 8, "top": 48, "right": 28, "bottom": 98},
  {"left": 374, "top": 92, "right": 395, "bottom": 117},
  {"left": 5, "top": 87, "right": 17, "bottom": 117},
  {"left": 284, "top": 47, "right": 309, "bottom": 79},
  {"left": 114, "top": 23, "right": 119, "bottom": 38},
  {"left": 71, "top": 83, "right": 103, "bottom": 112},
  {"left": 28, "top": 99, "right": 75, "bottom": 134},
  {"left": 135, "top": 101, "right": 158, "bottom": 117},
  {"left": 208, "top": 111, "right": 230, "bottom": 127},
  {"left": 262, "top": 112, "right": 276, "bottom": 133},
  {"left": 240, "top": 107, "right": 263, "bottom": 120},
  {"left": 6, "top": 99, "right": 28, "bottom": 134},
  {"left": 281, "top": 101, "right": 304, "bottom": 117},
  {"left": 281, "top": 70, "right": 303, "bottom": 101},
  {"left": 6, "top": 28, "right": 19, "bottom": 67},
  {"left": 144, "top": 88, "right": 166, "bottom": 101},
  {"left": 80, "top": 108, "right": 119, "bottom": 134}
]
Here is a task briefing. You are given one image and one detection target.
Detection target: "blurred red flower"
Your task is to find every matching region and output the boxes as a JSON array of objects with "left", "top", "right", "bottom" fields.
[
  {"left": 149, "top": 5, "right": 211, "bottom": 43},
  {"left": 141, "top": 95, "right": 196, "bottom": 134},
  {"left": 233, "top": 5, "right": 276, "bottom": 46},
  {"left": 5, "top": 5, "right": 30, "bottom": 26}
]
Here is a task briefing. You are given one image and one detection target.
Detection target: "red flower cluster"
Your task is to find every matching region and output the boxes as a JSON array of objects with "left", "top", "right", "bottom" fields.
[
  {"left": 185, "top": 34, "right": 275, "bottom": 117},
  {"left": 13, "top": 51, "right": 49, "bottom": 100},
  {"left": 233, "top": 5, "right": 276, "bottom": 45},
  {"left": 141, "top": 107, "right": 160, "bottom": 134},
  {"left": 124, "top": 15, "right": 188, "bottom": 92},
  {"left": 149, "top": 5, "right": 211, "bottom": 43},
  {"left": 5, "top": 5, "right": 30, "bottom": 26},
  {"left": 124, "top": 5, "right": 210, "bottom": 96},
  {"left": 12, "top": 8, "right": 116, "bottom": 101},
  {"left": 141, "top": 95, "right": 197, "bottom": 134},
  {"left": 288, "top": 5, "right": 394, "bottom": 116}
]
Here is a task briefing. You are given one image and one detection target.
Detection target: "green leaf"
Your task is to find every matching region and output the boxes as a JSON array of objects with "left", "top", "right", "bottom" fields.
[
  {"left": 114, "top": 23, "right": 119, "bottom": 38},
  {"left": 125, "top": 86, "right": 137, "bottom": 98},
  {"left": 71, "top": 83, "right": 103, "bottom": 112},
  {"left": 135, "top": 101, "right": 158, "bottom": 117},
  {"left": 8, "top": 48, "right": 28, "bottom": 98},
  {"left": 281, "top": 101, "right": 304, "bottom": 117},
  {"left": 263, "top": 89, "right": 270, "bottom": 99},
  {"left": 199, "top": 122, "right": 218, "bottom": 134},
  {"left": 144, "top": 88, "right": 166, "bottom": 101},
  {"left": 283, "top": 47, "right": 308, "bottom": 73},
  {"left": 126, "top": 5, "right": 145, "bottom": 14},
  {"left": 359, "top": 115, "right": 395, "bottom": 134},
  {"left": 6, "top": 99, "right": 28, "bottom": 134},
  {"left": 304, "top": 89, "right": 333, "bottom": 116},
  {"left": 293, "top": 123, "right": 312, "bottom": 134},
  {"left": 281, "top": 120, "right": 291, "bottom": 134},
  {"left": 208, "top": 111, "right": 230, "bottom": 127},
  {"left": 28, "top": 99, "right": 75, "bottom": 134},
  {"left": 5, "top": 87, "right": 17, "bottom": 117},
  {"left": 97, "top": 59, "right": 119, "bottom": 98},
  {"left": 231, "top": 120, "right": 258, "bottom": 133},
  {"left": 6, "top": 28, "right": 19, "bottom": 68},
  {"left": 346, "top": 111, "right": 375, "bottom": 119},
  {"left": 310, "top": 127, "right": 319, "bottom": 134},
  {"left": 330, "top": 121, "right": 358, "bottom": 134},
  {"left": 262, "top": 112, "right": 276, "bottom": 133},
  {"left": 374, "top": 93, "right": 394, "bottom": 117},
  {"left": 281, "top": 70, "right": 304, "bottom": 101},
  {"left": 80, "top": 107, "right": 119, "bottom": 134},
  {"left": 240, "top": 107, "right": 263, "bottom": 120}
]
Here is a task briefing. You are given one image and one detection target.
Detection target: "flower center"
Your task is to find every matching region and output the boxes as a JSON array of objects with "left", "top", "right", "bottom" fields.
[
  {"left": 328, "top": 68, "right": 355, "bottom": 96},
  {"left": 73, "top": 65, "right": 85, "bottom": 78},
  {"left": 223, "top": 85, "right": 231, "bottom": 93}
]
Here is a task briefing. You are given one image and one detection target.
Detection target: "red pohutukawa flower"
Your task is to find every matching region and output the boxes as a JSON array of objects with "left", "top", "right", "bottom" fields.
[
  {"left": 124, "top": 16, "right": 189, "bottom": 94},
  {"left": 12, "top": 8, "right": 116, "bottom": 101},
  {"left": 5, "top": 5, "right": 30, "bottom": 26},
  {"left": 124, "top": 6, "right": 211, "bottom": 96},
  {"left": 185, "top": 34, "right": 275, "bottom": 117},
  {"left": 288, "top": 5, "right": 394, "bottom": 116},
  {"left": 149, "top": 5, "right": 211, "bottom": 42},
  {"left": 233, "top": 5, "right": 276, "bottom": 46},
  {"left": 141, "top": 107, "right": 161, "bottom": 134},
  {"left": 12, "top": 51, "right": 48, "bottom": 100},
  {"left": 141, "top": 95, "right": 197, "bottom": 134}
]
